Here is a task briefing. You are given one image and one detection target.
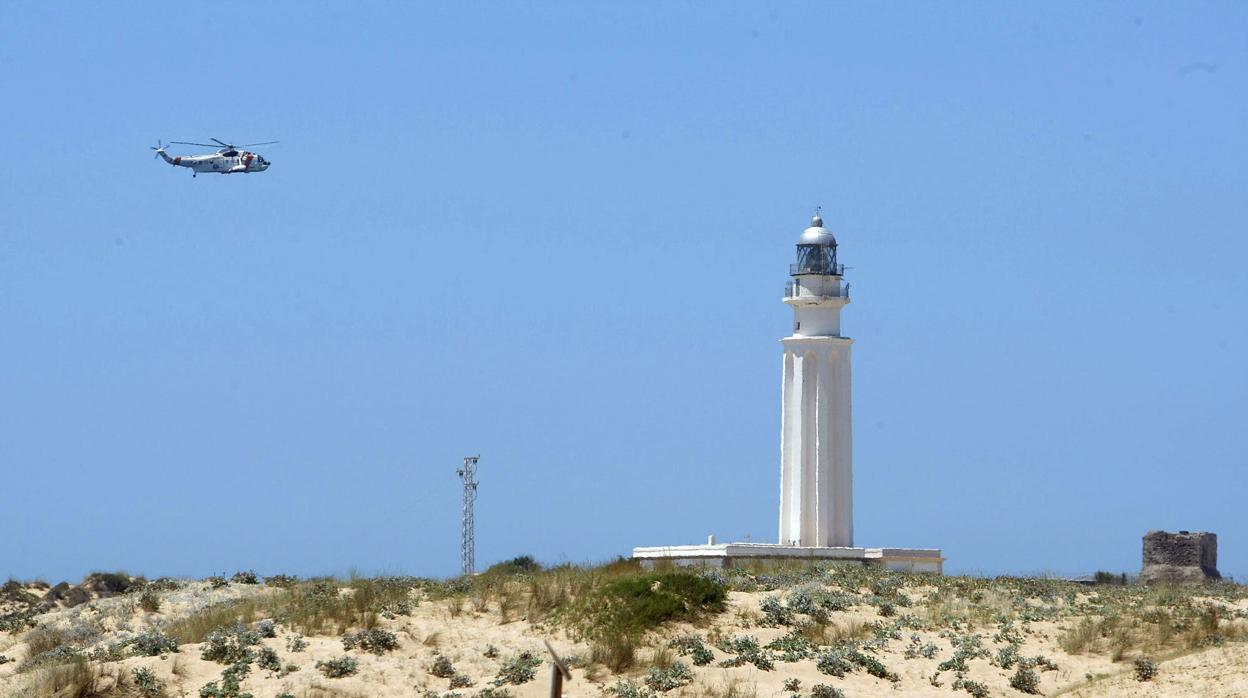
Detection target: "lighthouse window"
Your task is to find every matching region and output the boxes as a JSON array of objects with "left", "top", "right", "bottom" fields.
[{"left": 795, "top": 244, "right": 834, "bottom": 274}]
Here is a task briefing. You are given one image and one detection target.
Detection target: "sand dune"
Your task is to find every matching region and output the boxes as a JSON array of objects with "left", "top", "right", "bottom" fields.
[{"left": 2, "top": 564, "right": 1246, "bottom": 698}]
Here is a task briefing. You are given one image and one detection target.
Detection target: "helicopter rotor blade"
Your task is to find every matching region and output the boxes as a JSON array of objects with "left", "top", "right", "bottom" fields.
[
  {"left": 239, "top": 141, "right": 279, "bottom": 147},
  {"left": 169, "top": 141, "right": 220, "bottom": 147},
  {"left": 210, "top": 138, "right": 231, "bottom": 148}
]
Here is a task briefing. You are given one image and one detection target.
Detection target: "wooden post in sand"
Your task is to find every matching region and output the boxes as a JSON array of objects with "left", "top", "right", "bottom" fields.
[{"left": 544, "top": 639, "right": 572, "bottom": 698}]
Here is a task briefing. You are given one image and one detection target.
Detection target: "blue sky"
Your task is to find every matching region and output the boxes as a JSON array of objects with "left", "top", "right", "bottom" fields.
[{"left": 2, "top": 2, "right": 1246, "bottom": 583}]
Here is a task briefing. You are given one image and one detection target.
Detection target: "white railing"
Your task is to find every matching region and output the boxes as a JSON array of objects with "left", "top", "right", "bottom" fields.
[{"left": 785, "top": 280, "right": 850, "bottom": 300}]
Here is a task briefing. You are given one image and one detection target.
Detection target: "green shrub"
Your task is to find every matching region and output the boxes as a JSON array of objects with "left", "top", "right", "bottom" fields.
[
  {"left": 430, "top": 654, "right": 456, "bottom": 678},
  {"left": 848, "top": 648, "right": 898, "bottom": 682},
  {"left": 952, "top": 677, "right": 990, "bottom": 698},
  {"left": 131, "top": 630, "right": 179, "bottom": 657},
  {"left": 231, "top": 571, "right": 259, "bottom": 585},
  {"left": 1010, "top": 665, "right": 1041, "bottom": 694},
  {"left": 493, "top": 651, "right": 541, "bottom": 685},
  {"left": 201, "top": 624, "right": 261, "bottom": 665},
  {"left": 716, "top": 635, "right": 774, "bottom": 670},
  {"left": 761, "top": 595, "right": 795, "bottom": 626},
  {"left": 485, "top": 556, "right": 542, "bottom": 576},
  {"left": 316, "top": 655, "right": 359, "bottom": 678},
  {"left": 88, "top": 642, "right": 129, "bottom": 662},
  {"left": 285, "top": 634, "right": 307, "bottom": 652},
  {"left": 198, "top": 661, "right": 252, "bottom": 698},
  {"left": 1033, "top": 655, "right": 1058, "bottom": 672},
  {"left": 380, "top": 599, "right": 414, "bottom": 618},
  {"left": 0, "top": 608, "right": 38, "bottom": 632},
  {"left": 342, "top": 628, "right": 399, "bottom": 655},
  {"left": 567, "top": 572, "right": 725, "bottom": 672},
  {"left": 766, "top": 631, "right": 815, "bottom": 662},
  {"left": 1134, "top": 656, "right": 1158, "bottom": 681},
  {"left": 264, "top": 574, "right": 298, "bottom": 588},
  {"left": 643, "top": 661, "right": 692, "bottom": 692},
  {"left": 449, "top": 673, "right": 474, "bottom": 688},
  {"left": 207, "top": 576, "right": 228, "bottom": 589},
  {"left": 18, "top": 645, "right": 82, "bottom": 672},
  {"left": 995, "top": 644, "right": 1019, "bottom": 669},
  {"left": 605, "top": 680, "right": 656, "bottom": 698},
  {"left": 146, "top": 577, "right": 182, "bottom": 592},
  {"left": 132, "top": 666, "right": 164, "bottom": 697},
  {"left": 787, "top": 584, "right": 831, "bottom": 618},
  {"left": 256, "top": 646, "right": 281, "bottom": 673},
  {"left": 816, "top": 650, "right": 853, "bottom": 677},
  {"left": 821, "top": 593, "right": 856, "bottom": 612},
  {"left": 782, "top": 677, "right": 801, "bottom": 692},
  {"left": 903, "top": 635, "right": 938, "bottom": 659},
  {"left": 140, "top": 589, "right": 161, "bottom": 613},
  {"left": 1093, "top": 571, "right": 1127, "bottom": 586},
  {"left": 810, "top": 686, "right": 845, "bottom": 698},
  {"left": 591, "top": 572, "right": 725, "bottom": 628},
  {"left": 87, "top": 571, "right": 137, "bottom": 595},
  {"left": 670, "top": 635, "right": 713, "bottom": 666},
  {"left": 493, "top": 650, "right": 544, "bottom": 685}
]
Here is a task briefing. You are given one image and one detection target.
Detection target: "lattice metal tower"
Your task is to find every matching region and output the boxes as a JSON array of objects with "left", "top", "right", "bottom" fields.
[{"left": 457, "top": 456, "right": 480, "bottom": 576}]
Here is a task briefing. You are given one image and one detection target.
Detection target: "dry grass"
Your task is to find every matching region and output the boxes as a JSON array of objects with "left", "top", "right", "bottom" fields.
[
  {"left": 16, "top": 655, "right": 97, "bottom": 698},
  {"left": 582, "top": 661, "right": 607, "bottom": 683},
  {"left": 526, "top": 574, "right": 571, "bottom": 621},
  {"left": 647, "top": 644, "right": 675, "bottom": 669},
  {"left": 692, "top": 677, "right": 758, "bottom": 698},
  {"left": 497, "top": 583, "right": 521, "bottom": 623},
  {"left": 266, "top": 577, "right": 415, "bottom": 635},
  {"left": 471, "top": 593, "right": 489, "bottom": 613},
  {"left": 800, "top": 618, "right": 873, "bottom": 645},
  {"left": 23, "top": 625, "right": 69, "bottom": 656},
  {"left": 1057, "top": 595, "right": 1248, "bottom": 662},
  {"left": 165, "top": 598, "right": 260, "bottom": 645},
  {"left": 446, "top": 595, "right": 464, "bottom": 618},
  {"left": 299, "top": 683, "right": 368, "bottom": 698},
  {"left": 1059, "top": 616, "right": 1106, "bottom": 655},
  {"left": 589, "top": 633, "right": 638, "bottom": 672}
]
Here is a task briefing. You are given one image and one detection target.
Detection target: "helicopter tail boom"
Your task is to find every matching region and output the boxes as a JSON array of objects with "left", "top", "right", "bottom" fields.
[{"left": 151, "top": 140, "right": 176, "bottom": 165}]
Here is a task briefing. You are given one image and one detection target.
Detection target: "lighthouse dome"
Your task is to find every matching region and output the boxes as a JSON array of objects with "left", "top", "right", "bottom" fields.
[
  {"left": 792, "top": 211, "right": 841, "bottom": 276},
  {"left": 798, "top": 213, "right": 836, "bottom": 246}
]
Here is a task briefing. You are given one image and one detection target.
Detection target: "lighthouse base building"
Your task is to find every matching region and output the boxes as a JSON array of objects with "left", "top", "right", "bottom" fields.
[{"left": 633, "top": 212, "right": 942, "bottom": 574}]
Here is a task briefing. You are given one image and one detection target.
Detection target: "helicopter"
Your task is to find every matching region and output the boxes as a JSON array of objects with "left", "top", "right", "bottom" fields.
[{"left": 151, "top": 138, "right": 277, "bottom": 177}]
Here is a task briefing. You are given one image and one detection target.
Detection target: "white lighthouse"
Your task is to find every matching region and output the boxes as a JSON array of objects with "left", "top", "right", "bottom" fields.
[
  {"left": 632, "top": 209, "right": 941, "bottom": 573},
  {"left": 779, "top": 211, "right": 853, "bottom": 547}
]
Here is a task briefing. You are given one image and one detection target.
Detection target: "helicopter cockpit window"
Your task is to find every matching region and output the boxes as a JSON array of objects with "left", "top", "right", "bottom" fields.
[{"left": 223, "top": 150, "right": 238, "bottom": 157}]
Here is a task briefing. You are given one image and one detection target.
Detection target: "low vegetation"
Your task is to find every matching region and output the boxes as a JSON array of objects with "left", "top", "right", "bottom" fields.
[
  {"left": 315, "top": 655, "right": 359, "bottom": 678},
  {"left": 2, "top": 560, "right": 1246, "bottom": 697}
]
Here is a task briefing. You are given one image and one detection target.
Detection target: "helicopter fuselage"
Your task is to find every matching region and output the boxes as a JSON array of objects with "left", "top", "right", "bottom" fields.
[{"left": 156, "top": 148, "right": 270, "bottom": 176}]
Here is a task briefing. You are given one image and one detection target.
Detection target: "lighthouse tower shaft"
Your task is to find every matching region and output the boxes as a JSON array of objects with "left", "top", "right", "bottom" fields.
[{"left": 779, "top": 214, "right": 853, "bottom": 548}]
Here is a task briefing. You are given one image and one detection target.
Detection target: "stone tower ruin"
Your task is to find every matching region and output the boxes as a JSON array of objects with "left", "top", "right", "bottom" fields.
[{"left": 1138, "top": 530, "right": 1220, "bottom": 583}]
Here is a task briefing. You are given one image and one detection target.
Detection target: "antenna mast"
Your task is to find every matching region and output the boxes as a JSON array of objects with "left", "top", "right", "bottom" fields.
[{"left": 457, "top": 455, "right": 480, "bottom": 576}]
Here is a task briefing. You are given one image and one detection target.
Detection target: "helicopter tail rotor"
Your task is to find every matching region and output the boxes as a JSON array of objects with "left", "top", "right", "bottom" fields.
[{"left": 150, "top": 140, "right": 174, "bottom": 164}]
